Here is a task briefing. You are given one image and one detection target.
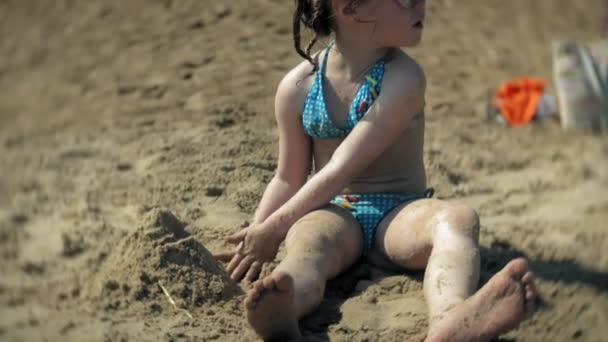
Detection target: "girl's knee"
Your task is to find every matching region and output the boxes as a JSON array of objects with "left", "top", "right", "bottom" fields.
[
  {"left": 436, "top": 203, "right": 480, "bottom": 241},
  {"left": 286, "top": 211, "right": 361, "bottom": 260},
  {"left": 285, "top": 223, "right": 333, "bottom": 252}
]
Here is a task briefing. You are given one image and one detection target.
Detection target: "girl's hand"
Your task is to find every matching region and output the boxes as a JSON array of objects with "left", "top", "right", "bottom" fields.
[{"left": 213, "top": 222, "right": 283, "bottom": 282}]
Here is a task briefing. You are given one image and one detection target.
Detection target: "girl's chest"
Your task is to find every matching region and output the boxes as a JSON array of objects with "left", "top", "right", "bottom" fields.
[{"left": 323, "top": 76, "right": 364, "bottom": 128}]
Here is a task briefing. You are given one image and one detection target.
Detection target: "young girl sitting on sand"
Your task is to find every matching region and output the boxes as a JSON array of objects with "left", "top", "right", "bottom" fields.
[{"left": 215, "top": 0, "right": 537, "bottom": 340}]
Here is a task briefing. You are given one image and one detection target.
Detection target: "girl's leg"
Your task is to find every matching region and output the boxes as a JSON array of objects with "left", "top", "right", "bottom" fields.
[
  {"left": 370, "top": 199, "right": 537, "bottom": 342},
  {"left": 245, "top": 205, "right": 363, "bottom": 341}
]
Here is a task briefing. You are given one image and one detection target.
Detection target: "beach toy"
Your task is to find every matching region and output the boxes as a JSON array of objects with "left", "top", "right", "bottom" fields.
[
  {"left": 494, "top": 77, "right": 547, "bottom": 127},
  {"left": 553, "top": 40, "right": 608, "bottom": 133}
]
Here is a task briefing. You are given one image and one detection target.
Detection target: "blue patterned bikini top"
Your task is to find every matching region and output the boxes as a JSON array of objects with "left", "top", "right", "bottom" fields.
[{"left": 302, "top": 42, "right": 386, "bottom": 139}]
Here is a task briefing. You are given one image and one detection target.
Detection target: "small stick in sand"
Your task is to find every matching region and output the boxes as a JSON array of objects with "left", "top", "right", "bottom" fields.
[{"left": 158, "top": 281, "right": 194, "bottom": 320}]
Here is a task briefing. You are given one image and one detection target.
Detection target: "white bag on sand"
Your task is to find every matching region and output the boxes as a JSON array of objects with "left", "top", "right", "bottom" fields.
[{"left": 552, "top": 40, "right": 608, "bottom": 133}]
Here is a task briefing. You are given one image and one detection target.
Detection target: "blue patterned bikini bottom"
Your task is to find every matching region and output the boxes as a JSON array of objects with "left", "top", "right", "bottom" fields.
[{"left": 330, "top": 189, "right": 434, "bottom": 253}]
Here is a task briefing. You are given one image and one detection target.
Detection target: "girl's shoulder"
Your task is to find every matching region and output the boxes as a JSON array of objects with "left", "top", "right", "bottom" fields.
[
  {"left": 273, "top": 51, "right": 324, "bottom": 122},
  {"left": 275, "top": 51, "right": 323, "bottom": 107},
  {"left": 385, "top": 48, "right": 424, "bottom": 77},
  {"left": 383, "top": 48, "right": 426, "bottom": 94}
]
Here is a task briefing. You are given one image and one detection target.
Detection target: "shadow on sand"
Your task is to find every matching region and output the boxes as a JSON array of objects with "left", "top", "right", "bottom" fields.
[
  {"left": 479, "top": 241, "right": 608, "bottom": 294},
  {"left": 298, "top": 241, "right": 608, "bottom": 341}
]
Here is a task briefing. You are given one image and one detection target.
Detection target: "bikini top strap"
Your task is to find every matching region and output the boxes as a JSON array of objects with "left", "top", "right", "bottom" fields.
[{"left": 318, "top": 41, "right": 334, "bottom": 75}]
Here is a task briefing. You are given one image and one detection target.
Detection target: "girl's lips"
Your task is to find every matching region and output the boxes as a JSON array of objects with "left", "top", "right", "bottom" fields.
[{"left": 412, "top": 15, "right": 425, "bottom": 29}]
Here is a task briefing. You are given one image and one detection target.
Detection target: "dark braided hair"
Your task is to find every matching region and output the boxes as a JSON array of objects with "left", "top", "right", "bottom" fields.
[{"left": 293, "top": 0, "right": 364, "bottom": 73}]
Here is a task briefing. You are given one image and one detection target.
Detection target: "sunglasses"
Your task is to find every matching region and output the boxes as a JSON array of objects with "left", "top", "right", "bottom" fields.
[{"left": 395, "top": 0, "right": 425, "bottom": 9}]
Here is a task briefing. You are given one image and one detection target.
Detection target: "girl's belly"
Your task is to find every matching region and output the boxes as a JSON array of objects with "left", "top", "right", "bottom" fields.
[{"left": 344, "top": 165, "right": 427, "bottom": 194}]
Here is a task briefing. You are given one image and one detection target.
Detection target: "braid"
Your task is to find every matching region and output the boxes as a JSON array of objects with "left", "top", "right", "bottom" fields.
[
  {"left": 292, "top": 0, "right": 334, "bottom": 73},
  {"left": 293, "top": 0, "right": 317, "bottom": 71},
  {"left": 292, "top": 1, "right": 365, "bottom": 72}
]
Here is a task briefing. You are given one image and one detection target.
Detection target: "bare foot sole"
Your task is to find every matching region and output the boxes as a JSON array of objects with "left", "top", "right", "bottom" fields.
[
  {"left": 426, "top": 258, "right": 537, "bottom": 342},
  {"left": 244, "top": 271, "right": 301, "bottom": 341}
]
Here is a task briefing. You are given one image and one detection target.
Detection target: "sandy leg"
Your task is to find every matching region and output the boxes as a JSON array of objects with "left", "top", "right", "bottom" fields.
[
  {"left": 426, "top": 258, "right": 537, "bottom": 342},
  {"left": 244, "top": 206, "right": 363, "bottom": 341},
  {"left": 374, "top": 201, "right": 537, "bottom": 341}
]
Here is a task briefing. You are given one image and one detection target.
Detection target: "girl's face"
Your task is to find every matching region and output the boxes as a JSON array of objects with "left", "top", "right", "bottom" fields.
[{"left": 347, "top": 0, "right": 426, "bottom": 47}]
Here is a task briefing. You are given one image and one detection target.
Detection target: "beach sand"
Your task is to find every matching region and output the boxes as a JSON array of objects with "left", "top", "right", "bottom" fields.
[{"left": 1, "top": 0, "right": 607, "bottom": 341}]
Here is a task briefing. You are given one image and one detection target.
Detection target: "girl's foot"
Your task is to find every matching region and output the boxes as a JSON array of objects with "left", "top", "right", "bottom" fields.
[
  {"left": 426, "top": 258, "right": 537, "bottom": 342},
  {"left": 244, "top": 271, "right": 301, "bottom": 341}
]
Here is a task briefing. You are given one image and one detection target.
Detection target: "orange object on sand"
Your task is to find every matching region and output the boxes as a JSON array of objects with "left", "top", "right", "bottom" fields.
[{"left": 495, "top": 77, "right": 546, "bottom": 127}]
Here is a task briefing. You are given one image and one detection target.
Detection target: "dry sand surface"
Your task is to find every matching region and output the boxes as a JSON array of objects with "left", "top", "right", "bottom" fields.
[{"left": 1, "top": 0, "right": 607, "bottom": 341}]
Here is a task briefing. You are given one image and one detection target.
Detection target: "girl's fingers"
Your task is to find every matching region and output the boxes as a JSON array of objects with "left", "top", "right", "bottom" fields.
[
  {"left": 213, "top": 251, "right": 235, "bottom": 262},
  {"left": 245, "top": 262, "right": 263, "bottom": 282},
  {"left": 261, "top": 262, "right": 274, "bottom": 279},
  {"left": 226, "top": 252, "right": 244, "bottom": 275},
  {"left": 225, "top": 230, "right": 247, "bottom": 244},
  {"left": 231, "top": 256, "right": 254, "bottom": 281}
]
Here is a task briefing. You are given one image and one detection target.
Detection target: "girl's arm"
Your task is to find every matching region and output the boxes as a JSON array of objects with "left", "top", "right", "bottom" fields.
[
  {"left": 252, "top": 175, "right": 307, "bottom": 225},
  {"left": 215, "top": 64, "right": 314, "bottom": 281},
  {"left": 251, "top": 67, "right": 312, "bottom": 225},
  {"left": 263, "top": 57, "right": 426, "bottom": 238}
]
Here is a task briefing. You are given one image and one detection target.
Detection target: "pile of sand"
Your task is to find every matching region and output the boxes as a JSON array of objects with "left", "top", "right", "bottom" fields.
[{"left": 84, "top": 208, "right": 241, "bottom": 315}]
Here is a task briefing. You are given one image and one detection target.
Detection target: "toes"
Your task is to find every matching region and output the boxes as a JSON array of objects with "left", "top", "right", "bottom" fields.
[
  {"left": 244, "top": 295, "right": 257, "bottom": 310},
  {"left": 250, "top": 288, "right": 262, "bottom": 301},
  {"left": 244, "top": 282, "right": 266, "bottom": 310},
  {"left": 521, "top": 272, "right": 537, "bottom": 313},
  {"left": 262, "top": 276, "right": 276, "bottom": 289},
  {"left": 244, "top": 295, "right": 253, "bottom": 309},
  {"left": 526, "top": 287, "right": 535, "bottom": 303},
  {"left": 521, "top": 272, "right": 537, "bottom": 301},
  {"left": 254, "top": 280, "right": 265, "bottom": 291},
  {"left": 244, "top": 288, "right": 260, "bottom": 310},
  {"left": 258, "top": 272, "right": 294, "bottom": 293},
  {"left": 525, "top": 284, "right": 536, "bottom": 302},
  {"left": 273, "top": 272, "right": 294, "bottom": 292},
  {"left": 506, "top": 258, "right": 529, "bottom": 280},
  {"left": 525, "top": 291, "right": 536, "bottom": 313}
]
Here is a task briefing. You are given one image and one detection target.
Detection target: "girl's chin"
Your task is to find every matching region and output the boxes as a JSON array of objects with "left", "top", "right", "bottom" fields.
[
  {"left": 374, "top": 32, "right": 423, "bottom": 48},
  {"left": 398, "top": 35, "right": 422, "bottom": 48}
]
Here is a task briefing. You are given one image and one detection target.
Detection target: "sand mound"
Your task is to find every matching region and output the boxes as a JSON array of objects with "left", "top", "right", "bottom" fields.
[{"left": 86, "top": 208, "right": 241, "bottom": 313}]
